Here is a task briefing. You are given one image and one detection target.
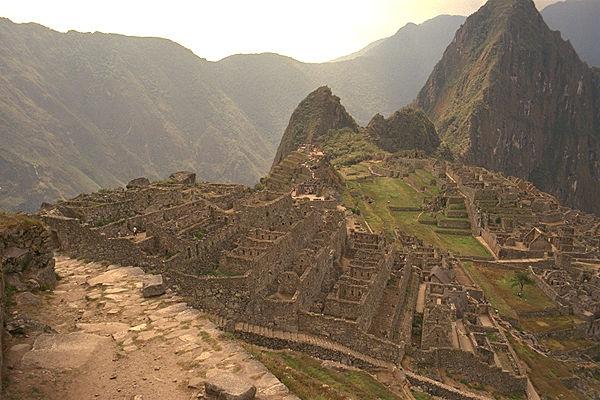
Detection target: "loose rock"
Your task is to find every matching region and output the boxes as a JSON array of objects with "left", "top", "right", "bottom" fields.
[{"left": 142, "top": 274, "right": 166, "bottom": 298}]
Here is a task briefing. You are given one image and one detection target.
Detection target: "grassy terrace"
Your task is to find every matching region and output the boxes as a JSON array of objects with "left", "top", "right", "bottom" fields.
[
  {"left": 341, "top": 171, "right": 490, "bottom": 258},
  {"left": 463, "top": 262, "right": 556, "bottom": 319},
  {"left": 246, "top": 347, "right": 401, "bottom": 400},
  {"left": 463, "top": 261, "right": 585, "bottom": 337},
  {"left": 509, "top": 337, "right": 594, "bottom": 400}
]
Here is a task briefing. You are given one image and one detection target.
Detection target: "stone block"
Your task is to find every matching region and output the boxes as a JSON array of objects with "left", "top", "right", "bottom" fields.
[
  {"left": 205, "top": 369, "right": 256, "bottom": 400},
  {"left": 169, "top": 171, "right": 196, "bottom": 186},
  {"left": 126, "top": 177, "right": 151, "bottom": 189},
  {"left": 142, "top": 274, "right": 166, "bottom": 298}
]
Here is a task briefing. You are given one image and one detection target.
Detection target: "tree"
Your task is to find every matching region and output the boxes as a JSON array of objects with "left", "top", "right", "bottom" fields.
[{"left": 510, "top": 271, "right": 534, "bottom": 297}]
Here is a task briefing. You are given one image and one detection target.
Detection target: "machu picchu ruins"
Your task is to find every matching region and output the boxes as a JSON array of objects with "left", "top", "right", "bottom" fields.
[
  {"left": 2, "top": 1, "right": 600, "bottom": 398},
  {"left": 4, "top": 118, "right": 597, "bottom": 398}
]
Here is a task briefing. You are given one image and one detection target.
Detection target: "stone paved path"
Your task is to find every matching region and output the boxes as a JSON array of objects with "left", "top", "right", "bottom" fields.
[{"left": 5, "top": 256, "right": 299, "bottom": 400}]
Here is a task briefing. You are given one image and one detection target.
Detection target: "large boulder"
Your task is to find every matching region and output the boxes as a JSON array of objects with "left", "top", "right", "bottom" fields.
[
  {"left": 204, "top": 369, "right": 256, "bottom": 400},
  {"left": 126, "top": 177, "right": 150, "bottom": 189},
  {"left": 22, "top": 332, "right": 113, "bottom": 370},
  {"left": 169, "top": 171, "right": 196, "bottom": 186},
  {"left": 142, "top": 274, "right": 166, "bottom": 298}
]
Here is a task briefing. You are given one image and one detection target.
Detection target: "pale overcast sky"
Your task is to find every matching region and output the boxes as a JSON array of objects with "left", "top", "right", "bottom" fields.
[{"left": 1, "top": 0, "right": 560, "bottom": 62}]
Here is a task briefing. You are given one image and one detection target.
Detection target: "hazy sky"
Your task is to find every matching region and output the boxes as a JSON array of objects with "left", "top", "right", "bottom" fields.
[{"left": 2, "top": 0, "right": 560, "bottom": 62}]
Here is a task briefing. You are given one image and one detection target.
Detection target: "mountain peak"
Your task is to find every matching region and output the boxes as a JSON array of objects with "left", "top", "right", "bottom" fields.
[
  {"left": 366, "top": 107, "right": 440, "bottom": 154},
  {"left": 271, "top": 87, "right": 358, "bottom": 167},
  {"left": 416, "top": 0, "right": 600, "bottom": 214}
]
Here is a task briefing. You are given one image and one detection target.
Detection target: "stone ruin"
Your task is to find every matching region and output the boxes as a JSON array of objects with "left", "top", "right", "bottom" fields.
[
  {"left": 0, "top": 213, "right": 57, "bottom": 391},
  {"left": 444, "top": 163, "right": 600, "bottom": 340},
  {"left": 36, "top": 155, "right": 600, "bottom": 398}
]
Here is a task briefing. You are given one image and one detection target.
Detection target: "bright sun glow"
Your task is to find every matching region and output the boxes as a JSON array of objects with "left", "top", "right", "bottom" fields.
[{"left": 1, "top": 0, "right": 558, "bottom": 63}]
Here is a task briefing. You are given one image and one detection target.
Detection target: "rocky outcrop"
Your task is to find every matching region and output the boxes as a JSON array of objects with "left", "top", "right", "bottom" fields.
[
  {"left": 0, "top": 214, "right": 56, "bottom": 290},
  {"left": 366, "top": 107, "right": 440, "bottom": 154},
  {"left": 0, "top": 213, "right": 56, "bottom": 390},
  {"left": 416, "top": 0, "right": 600, "bottom": 214},
  {"left": 272, "top": 87, "right": 358, "bottom": 167}
]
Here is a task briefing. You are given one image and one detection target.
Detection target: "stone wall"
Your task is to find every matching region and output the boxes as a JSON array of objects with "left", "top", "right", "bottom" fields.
[
  {"left": 411, "top": 348, "right": 528, "bottom": 396},
  {"left": 0, "top": 213, "right": 58, "bottom": 390},
  {"left": 1, "top": 216, "right": 56, "bottom": 290},
  {"left": 405, "top": 371, "right": 490, "bottom": 400},
  {"left": 44, "top": 215, "right": 160, "bottom": 269},
  {"left": 232, "top": 323, "right": 395, "bottom": 370},
  {"left": 168, "top": 271, "right": 251, "bottom": 319},
  {"left": 297, "top": 311, "right": 405, "bottom": 365}
]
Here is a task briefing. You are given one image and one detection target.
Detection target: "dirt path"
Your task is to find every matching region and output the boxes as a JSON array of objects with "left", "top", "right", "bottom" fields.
[{"left": 4, "top": 256, "right": 298, "bottom": 400}]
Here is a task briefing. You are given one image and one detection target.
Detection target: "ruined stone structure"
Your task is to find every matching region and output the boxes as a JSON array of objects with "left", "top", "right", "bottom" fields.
[
  {"left": 442, "top": 163, "right": 600, "bottom": 341},
  {"left": 39, "top": 153, "right": 600, "bottom": 398},
  {"left": 41, "top": 165, "right": 408, "bottom": 366},
  {"left": 0, "top": 213, "right": 57, "bottom": 390}
]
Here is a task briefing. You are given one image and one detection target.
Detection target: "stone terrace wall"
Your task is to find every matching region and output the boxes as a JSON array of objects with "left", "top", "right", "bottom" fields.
[
  {"left": 168, "top": 271, "right": 251, "bottom": 319},
  {"left": 1, "top": 217, "right": 56, "bottom": 289},
  {"left": 44, "top": 216, "right": 160, "bottom": 269},
  {"left": 233, "top": 324, "right": 394, "bottom": 370},
  {"left": 298, "top": 311, "right": 405, "bottom": 365},
  {"left": 404, "top": 372, "right": 490, "bottom": 400},
  {"left": 412, "top": 348, "right": 527, "bottom": 396}
]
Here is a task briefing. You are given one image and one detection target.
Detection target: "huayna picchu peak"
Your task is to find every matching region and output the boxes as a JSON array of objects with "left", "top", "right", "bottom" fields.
[
  {"left": 416, "top": 0, "right": 600, "bottom": 214},
  {"left": 272, "top": 86, "right": 359, "bottom": 167}
]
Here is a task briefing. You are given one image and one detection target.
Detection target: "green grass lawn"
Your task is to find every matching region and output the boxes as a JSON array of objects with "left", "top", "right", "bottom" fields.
[
  {"left": 520, "top": 315, "right": 585, "bottom": 334},
  {"left": 246, "top": 347, "right": 401, "bottom": 400},
  {"left": 411, "top": 390, "right": 433, "bottom": 400},
  {"left": 540, "top": 337, "right": 595, "bottom": 352},
  {"left": 509, "top": 337, "right": 590, "bottom": 400},
  {"left": 339, "top": 163, "right": 373, "bottom": 181},
  {"left": 463, "top": 262, "right": 558, "bottom": 320},
  {"left": 342, "top": 176, "right": 490, "bottom": 258}
]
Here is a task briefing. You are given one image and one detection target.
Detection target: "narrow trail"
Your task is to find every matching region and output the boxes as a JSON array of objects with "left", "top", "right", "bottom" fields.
[{"left": 4, "top": 256, "right": 298, "bottom": 400}]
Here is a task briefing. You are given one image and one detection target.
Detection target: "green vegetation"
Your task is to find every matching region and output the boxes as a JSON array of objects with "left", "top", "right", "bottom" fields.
[
  {"left": 246, "top": 347, "right": 401, "bottom": 400},
  {"left": 93, "top": 216, "right": 121, "bottom": 227},
  {"left": 520, "top": 315, "right": 585, "bottom": 334},
  {"left": 463, "top": 263, "right": 556, "bottom": 320},
  {"left": 509, "top": 271, "right": 534, "bottom": 297},
  {"left": 203, "top": 265, "right": 240, "bottom": 277},
  {"left": 540, "top": 337, "right": 595, "bottom": 352},
  {"left": 193, "top": 228, "right": 206, "bottom": 240},
  {"left": 411, "top": 390, "right": 432, "bottom": 400},
  {"left": 462, "top": 263, "right": 582, "bottom": 335},
  {"left": 198, "top": 330, "right": 222, "bottom": 351},
  {"left": 342, "top": 175, "right": 489, "bottom": 257},
  {"left": 338, "top": 163, "right": 373, "bottom": 181},
  {"left": 4, "top": 283, "right": 17, "bottom": 307},
  {"left": 509, "top": 337, "right": 587, "bottom": 400},
  {"left": 319, "top": 129, "right": 386, "bottom": 167},
  {"left": 0, "top": 212, "right": 43, "bottom": 230}
]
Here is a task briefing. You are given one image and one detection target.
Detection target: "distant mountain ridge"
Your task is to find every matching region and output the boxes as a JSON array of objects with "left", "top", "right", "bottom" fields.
[
  {"left": 0, "top": 18, "right": 274, "bottom": 211},
  {"left": 1, "top": 2, "right": 598, "bottom": 212},
  {"left": 541, "top": 0, "right": 600, "bottom": 67},
  {"left": 0, "top": 15, "right": 465, "bottom": 211}
]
